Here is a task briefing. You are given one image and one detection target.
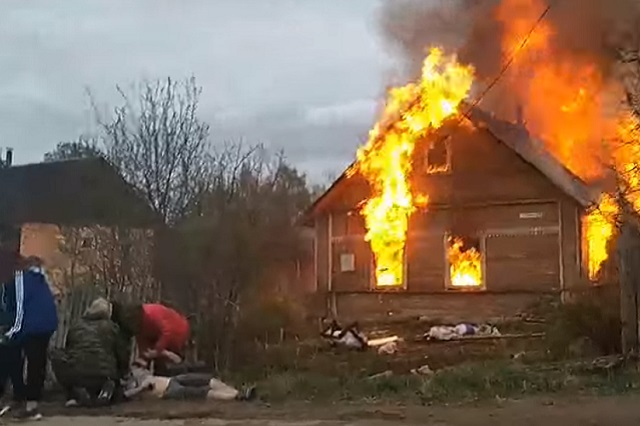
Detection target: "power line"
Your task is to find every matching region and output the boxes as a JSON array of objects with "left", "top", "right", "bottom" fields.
[
  {"left": 346, "top": 0, "right": 556, "bottom": 179},
  {"left": 464, "top": 0, "right": 556, "bottom": 114}
]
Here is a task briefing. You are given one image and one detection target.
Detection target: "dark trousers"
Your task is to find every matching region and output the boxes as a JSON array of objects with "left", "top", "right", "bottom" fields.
[
  {"left": 19, "top": 333, "right": 52, "bottom": 402},
  {"left": 164, "top": 374, "right": 213, "bottom": 400},
  {"left": 0, "top": 344, "right": 25, "bottom": 401},
  {"left": 50, "top": 348, "right": 117, "bottom": 406}
]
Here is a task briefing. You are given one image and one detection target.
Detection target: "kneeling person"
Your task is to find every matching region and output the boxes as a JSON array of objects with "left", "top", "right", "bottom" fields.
[
  {"left": 51, "top": 298, "right": 130, "bottom": 407},
  {"left": 125, "top": 361, "right": 255, "bottom": 402}
]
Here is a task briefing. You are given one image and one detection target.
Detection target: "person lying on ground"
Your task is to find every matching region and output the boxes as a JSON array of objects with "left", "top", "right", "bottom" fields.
[
  {"left": 124, "top": 360, "right": 256, "bottom": 402},
  {"left": 111, "top": 301, "right": 190, "bottom": 374},
  {"left": 50, "top": 298, "right": 130, "bottom": 408}
]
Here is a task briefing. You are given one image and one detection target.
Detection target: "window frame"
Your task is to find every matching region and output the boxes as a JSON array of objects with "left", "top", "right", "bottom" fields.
[
  {"left": 443, "top": 232, "right": 487, "bottom": 292},
  {"left": 368, "top": 247, "right": 408, "bottom": 291},
  {"left": 425, "top": 135, "right": 452, "bottom": 175}
]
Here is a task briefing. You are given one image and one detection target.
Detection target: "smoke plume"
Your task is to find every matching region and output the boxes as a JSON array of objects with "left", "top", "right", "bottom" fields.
[
  {"left": 379, "top": 0, "right": 639, "bottom": 80},
  {"left": 378, "top": 0, "right": 640, "bottom": 182}
]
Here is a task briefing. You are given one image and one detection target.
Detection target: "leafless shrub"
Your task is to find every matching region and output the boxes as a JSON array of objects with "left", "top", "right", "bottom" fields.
[{"left": 96, "top": 77, "right": 213, "bottom": 224}]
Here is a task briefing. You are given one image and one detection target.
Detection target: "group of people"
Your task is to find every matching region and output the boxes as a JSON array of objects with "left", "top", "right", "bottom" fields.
[{"left": 0, "top": 248, "right": 255, "bottom": 421}]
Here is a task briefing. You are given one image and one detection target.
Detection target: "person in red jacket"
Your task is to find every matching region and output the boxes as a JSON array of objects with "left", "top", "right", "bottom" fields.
[
  {"left": 111, "top": 301, "right": 190, "bottom": 372},
  {"left": 138, "top": 304, "right": 190, "bottom": 362}
]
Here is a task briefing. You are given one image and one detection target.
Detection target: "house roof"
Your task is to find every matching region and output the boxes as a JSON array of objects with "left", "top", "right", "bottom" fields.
[
  {"left": 301, "top": 106, "right": 598, "bottom": 225},
  {"left": 465, "top": 107, "right": 597, "bottom": 207},
  {"left": 0, "top": 157, "right": 158, "bottom": 227}
]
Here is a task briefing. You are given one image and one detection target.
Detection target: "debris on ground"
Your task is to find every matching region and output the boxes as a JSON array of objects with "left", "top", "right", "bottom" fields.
[
  {"left": 321, "top": 320, "right": 368, "bottom": 350},
  {"left": 410, "top": 364, "right": 434, "bottom": 377},
  {"left": 424, "top": 323, "right": 501, "bottom": 341},
  {"left": 583, "top": 355, "right": 627, "bottom": 373},
  {"left": 367, "top": 370, "right": 393, "bottom": 381},
  {"left": 368, "top": 335, "right": 400, "bottom": 347},
  {"left": 320, "top": 319, "right": 399, "bottom": 352},
  {"left": 377, "top": 341, "right": 398, "bottom": 355},
  {"left": 511, "top": 351, "right": 527, "bottom": 361}
]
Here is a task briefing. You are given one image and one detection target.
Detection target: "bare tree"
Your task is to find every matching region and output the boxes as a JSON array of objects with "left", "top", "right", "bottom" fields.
[
  {"left": 157, "top": 144, "right": 315, "bottom": 371},
  {"left": 47, "top": 75, "right": 317, "bottom": 369},
  {"left": 603, "top": 35, "right": 640, "bottom": 353},
  {"left": 96, "top": 77, "right": 212, "bottom": 224},
  {"left": 44, "top": 136, "right": 102, "bottom": 162}
]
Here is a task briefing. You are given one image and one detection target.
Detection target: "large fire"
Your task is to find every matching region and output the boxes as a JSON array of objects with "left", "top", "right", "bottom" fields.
[
  {"left": 447, "top": 237, "right": 483, "bottom": 288},
  {"left": 494, "top": 0, "right": 640, "bottom": 280},
  {"left": 585, "top": 194, "right": 618, "bottom": 280},
  {"left": 352, "top": 48, "right": 474, "bottom": 286},
  {"left": 585, "top": 113, "right": 640, "bottom": 279},
  {"left": 495, "top": 0, "right": 611, "bottom": 182},
  {"left": 353, "top": 0, "right": 640, "bottom": 286}
]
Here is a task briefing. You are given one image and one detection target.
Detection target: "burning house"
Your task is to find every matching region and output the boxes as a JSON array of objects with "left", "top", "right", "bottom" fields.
[
  {"left": 302, "top": 101, "right": 596, "bottom": 323},
  {"left": 299, "top": 0, "right": 640, "bottom": 323}
]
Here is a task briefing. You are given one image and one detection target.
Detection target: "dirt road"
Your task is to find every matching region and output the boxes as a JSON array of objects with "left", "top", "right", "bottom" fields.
[
  {"left": 36, "top": 419, "right": 374, "bottom": 426},
  {"left": 32, "top": 394, "right": 640, "bottom": 425},
  {"left": 37, "top": 419, "right": 387, "bottom": 426}
]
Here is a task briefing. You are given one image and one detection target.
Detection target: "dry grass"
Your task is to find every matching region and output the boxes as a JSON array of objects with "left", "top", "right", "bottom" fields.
[{"left": 254, "top": 359, "right": 640, "bottom": 404}]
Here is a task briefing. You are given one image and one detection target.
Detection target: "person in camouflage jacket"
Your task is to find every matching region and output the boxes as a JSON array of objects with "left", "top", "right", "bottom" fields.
[{"left": 50, "top": 298, "right": 130, "bottom": 407}]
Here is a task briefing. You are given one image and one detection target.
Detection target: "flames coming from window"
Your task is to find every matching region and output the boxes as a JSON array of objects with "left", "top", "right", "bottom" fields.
[
  {"left": 351, "top": 48, "right": 474, "bottom": 287},
  {"left": 447, "top": 237, "right": 483, "bottom": 288}
]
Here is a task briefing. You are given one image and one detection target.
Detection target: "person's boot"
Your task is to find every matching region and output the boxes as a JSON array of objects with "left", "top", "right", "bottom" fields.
[
  {"left": 71, "top": 387, "right": 92, "bottom": 407},
  {"left": 12, "top": 401, "right": 42, "bottom": 421},
  {"left": 96, "top": 380, "right": 116, "bottom": 407},
  {"left": 0, "top": 400, "right": 20, "bottom": 417}
]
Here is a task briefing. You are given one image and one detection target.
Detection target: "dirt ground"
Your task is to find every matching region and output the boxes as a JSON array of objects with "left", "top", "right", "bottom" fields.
[{"left": 32, "top": 394, "right": 640, "bottom": 426}]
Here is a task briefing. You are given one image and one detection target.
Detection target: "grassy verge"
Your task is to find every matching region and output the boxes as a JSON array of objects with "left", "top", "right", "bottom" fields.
[{"left": 254, "top": 360, "right": 640, "bottom": 404}]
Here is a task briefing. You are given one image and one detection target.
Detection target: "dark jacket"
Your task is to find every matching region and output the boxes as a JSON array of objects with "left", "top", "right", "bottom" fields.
[
  {"left": 0, "top": 284, "right": 14, "bottom": 344},
  {"left": 0, "top": 283, "right": 13, "bottom": 329},
  {"left": 110, "top": 301, "right": 143, "bottom": 341},
  {"left": 4, "top": 267, "right": 58, "bottom": 341},
  {"left": 52, "top": 300, "right": 130, "bottom": 384}
]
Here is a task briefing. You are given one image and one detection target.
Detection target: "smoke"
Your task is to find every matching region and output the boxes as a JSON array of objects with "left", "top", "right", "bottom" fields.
[
  {"left": 378, "top": 0, "right": 640, "bottom": 183},
  {"left": 379, "top": 0, "right": 640, "bottom": 81}
]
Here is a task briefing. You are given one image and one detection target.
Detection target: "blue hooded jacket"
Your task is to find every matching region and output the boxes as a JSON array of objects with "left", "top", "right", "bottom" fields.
[{"left": 4, "top": 267, "right": 58, "bottom": 341}]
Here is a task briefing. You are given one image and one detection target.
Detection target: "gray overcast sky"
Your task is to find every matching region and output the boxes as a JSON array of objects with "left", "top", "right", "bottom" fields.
[{"left": 0, "top": 0, "right": 402, "bottom": 182}]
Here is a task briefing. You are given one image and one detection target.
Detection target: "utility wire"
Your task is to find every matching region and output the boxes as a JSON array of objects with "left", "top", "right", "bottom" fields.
[
  {"left": 343, "top": 0, "right": 556, "bottom": 180},
  {"left": 463, "top": 0, "right": 556, "bottom": 114}
]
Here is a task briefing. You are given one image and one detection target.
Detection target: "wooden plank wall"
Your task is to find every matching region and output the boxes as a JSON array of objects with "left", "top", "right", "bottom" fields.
[
  {"left": 329, "top": 202, "right": 563, "bottom": 293},
  {"left": 312, "top": 122, "right": 585, "bottom": 321},
  {"left": 334, "top": 292, "right": 556, "bottom": 324}
]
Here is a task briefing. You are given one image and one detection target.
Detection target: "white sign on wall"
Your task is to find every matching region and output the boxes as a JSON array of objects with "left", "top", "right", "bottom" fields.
[
  {"left": 340, "top": 253, "right": 356, "bottom": 272},
  {"left": 519, "top": 212, "right": 544, "bottom": 219}
]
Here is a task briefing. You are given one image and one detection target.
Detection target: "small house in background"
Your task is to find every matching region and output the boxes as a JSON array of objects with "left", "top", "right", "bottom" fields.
[
  {"left": 0, "top": 155, "right": 158, "bottom": 296},
  {"left": 302, "top": 107, "right": 600, "bottom": 324}
]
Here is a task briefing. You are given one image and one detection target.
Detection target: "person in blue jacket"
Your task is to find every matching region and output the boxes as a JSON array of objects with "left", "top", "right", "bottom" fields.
[
  {"left": 0, "top": 251, "right": 58, "bottom": 420},
  {"left": 0, "top": 251, "right": 25, "bottom": 417}
]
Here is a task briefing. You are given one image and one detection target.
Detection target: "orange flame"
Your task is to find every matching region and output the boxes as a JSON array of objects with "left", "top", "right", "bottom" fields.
[
  {"left": 353, "top": 47, "right": 474, "bottom": 286},
  {"left": 585, "top": 193, "right": 618, "bottom": 280},
  {"left": 495, "top": 0, "right": 640, "bottom": 280},
  {"left": 583, "top": 112, "right": 640, "bottom": 280},
  {"left": 613, "top": 113, "right": 640, "bottom": 211},
  {"left": 496, "top": 0, "right": 610, "bottom": 182},
  {"left": 447, "top": 237, "right": 483, "bottom": 288}
]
